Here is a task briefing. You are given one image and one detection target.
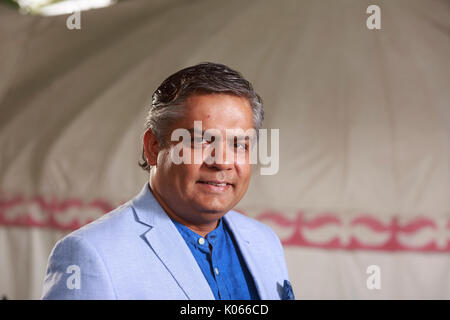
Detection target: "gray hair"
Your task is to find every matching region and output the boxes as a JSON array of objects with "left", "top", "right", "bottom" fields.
[{"left": 139, "top": 62, "right": 264, "bottom": 172}]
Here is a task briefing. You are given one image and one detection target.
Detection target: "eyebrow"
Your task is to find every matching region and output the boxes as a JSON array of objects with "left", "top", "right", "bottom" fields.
[{"left": 186, "top": 128, "right": 252, "bottom": 141}]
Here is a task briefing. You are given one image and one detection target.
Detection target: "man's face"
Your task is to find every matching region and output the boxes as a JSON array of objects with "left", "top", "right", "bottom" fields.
[{"left": 148, "top": 93, "right": 254, "bottom": 225}]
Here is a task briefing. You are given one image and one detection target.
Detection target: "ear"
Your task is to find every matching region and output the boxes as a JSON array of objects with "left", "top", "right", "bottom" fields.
[{"left": 143, "top": 129, "right": 160, "bottom": 166}]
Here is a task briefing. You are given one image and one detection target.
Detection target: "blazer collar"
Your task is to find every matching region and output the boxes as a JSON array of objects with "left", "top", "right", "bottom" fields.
[{"left": 130, "top": 182, "right": 158, "bottom": 227}]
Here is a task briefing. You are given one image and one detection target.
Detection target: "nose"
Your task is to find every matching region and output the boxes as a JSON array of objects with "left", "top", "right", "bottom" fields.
[{"left": 204, "top": 141, "right": 234, "bottom": 171}]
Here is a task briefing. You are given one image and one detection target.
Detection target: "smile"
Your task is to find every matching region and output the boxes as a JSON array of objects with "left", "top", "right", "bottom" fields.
[{"left": 197, "top": 181, "right": 233, "bottom": 191}]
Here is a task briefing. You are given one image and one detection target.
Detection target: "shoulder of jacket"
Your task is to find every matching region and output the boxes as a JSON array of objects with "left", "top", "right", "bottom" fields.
[{"left": 61, "top": 200, "right": 135, "bottom": 242}]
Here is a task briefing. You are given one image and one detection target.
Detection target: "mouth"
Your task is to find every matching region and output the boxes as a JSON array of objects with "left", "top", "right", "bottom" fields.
[
  {"left": 197, "top": 180, "right": 234, "bottom": 186},
  {"left": 196, "top": 180, "right": 234, "bottom": 192}
]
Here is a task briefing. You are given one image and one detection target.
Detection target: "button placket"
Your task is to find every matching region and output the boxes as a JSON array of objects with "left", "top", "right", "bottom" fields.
[{"left": 209, "top": 242, "right": 219, "bottom": 279}]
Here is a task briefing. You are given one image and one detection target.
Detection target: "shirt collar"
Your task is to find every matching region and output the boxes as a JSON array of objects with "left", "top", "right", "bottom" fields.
[{"left": 171, "top": 218, "right": 225, "bottom": 253}]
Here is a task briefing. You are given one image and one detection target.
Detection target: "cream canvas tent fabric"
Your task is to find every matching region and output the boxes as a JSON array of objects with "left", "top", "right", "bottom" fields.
[{"left": 0, "top": 0, "right": 449, "bottom": 299}]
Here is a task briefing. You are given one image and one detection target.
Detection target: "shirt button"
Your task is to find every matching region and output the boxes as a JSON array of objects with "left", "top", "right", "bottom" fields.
[
  {"left": 198, "top": 237, "right": 205, "bottom": 245},
  {"left": 214, "top": 268, "right": 219, "bottom": 275}
]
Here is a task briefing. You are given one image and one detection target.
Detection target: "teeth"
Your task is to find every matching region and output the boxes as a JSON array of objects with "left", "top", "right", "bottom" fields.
[{"left": 204, "top": 182, "right": 227, "bottom": 186}]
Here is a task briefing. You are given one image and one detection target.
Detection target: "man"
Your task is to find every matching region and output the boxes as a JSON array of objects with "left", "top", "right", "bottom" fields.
[{"left": 42, "top": 62, "right": 293, "bottom": 300}]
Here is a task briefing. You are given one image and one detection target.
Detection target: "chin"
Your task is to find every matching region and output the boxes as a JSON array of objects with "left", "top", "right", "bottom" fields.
[
  {"left": 198, "top": 205, "right": 226, "bottom": 213},
  {"left": 195, "top": 203, "right": 230, "bottom": 215}
]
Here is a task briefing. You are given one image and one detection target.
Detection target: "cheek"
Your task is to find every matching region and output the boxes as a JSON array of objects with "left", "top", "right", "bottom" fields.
[
  {"left": 157, "top": 149, "right": 172, "bottom": 171},
  {"left": 235, "top": 164, "right": 252, "bottom": 186},
  {"left": 158, "top": 152, "right": 186, "bottom": 186},
  {"left": 173, "top": 163, "right": 202, "bottom": 190}
]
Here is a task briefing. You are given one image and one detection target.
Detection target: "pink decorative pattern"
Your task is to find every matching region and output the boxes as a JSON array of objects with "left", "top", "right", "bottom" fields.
[
  {"left": 256, "top": 211, "right": 450, "bottom": 252},
  {"left": 1, "top": 193, "right": 449, "bottom": 252},
  {"left": 0, "top": 193, "right": 114, "bottom": 231}
]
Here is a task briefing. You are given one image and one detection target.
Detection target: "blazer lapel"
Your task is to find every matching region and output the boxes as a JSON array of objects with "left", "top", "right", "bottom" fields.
[
  {"left": 132, "top": 183, "right": 214, "bottom": 300},
  {"left": 224, "top": 213, "right": 270, "bottom": 300}
]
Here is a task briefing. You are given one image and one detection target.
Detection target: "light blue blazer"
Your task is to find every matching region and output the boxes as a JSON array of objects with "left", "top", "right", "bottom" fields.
[{"left": 42, "top": 183, "right": 291, "bottom": 299}]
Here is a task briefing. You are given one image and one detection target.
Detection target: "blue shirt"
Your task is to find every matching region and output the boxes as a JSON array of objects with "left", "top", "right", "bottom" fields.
[{"left": 171, "top": 217, "right": 260, "bottom": 300}]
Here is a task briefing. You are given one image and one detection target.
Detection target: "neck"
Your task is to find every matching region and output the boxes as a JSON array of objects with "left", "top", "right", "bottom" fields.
[{"left": 147, "top": 183, "right": 219, "bottom": 237}]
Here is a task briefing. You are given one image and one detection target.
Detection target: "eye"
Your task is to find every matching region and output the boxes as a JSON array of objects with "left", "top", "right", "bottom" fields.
[
  {"left": 192, "top": 136, "right": 213, "bottom": 147},
  {"left": 234, "top": 142, "right": 248, "bottom": 150},
  {"left": 191, "top": 136, "right": 204, "bottom": 146}
]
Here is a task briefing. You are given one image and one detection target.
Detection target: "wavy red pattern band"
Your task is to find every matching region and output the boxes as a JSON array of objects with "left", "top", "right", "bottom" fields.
[{"left": 1, "top": 194, "right": 449, "bottom": 252}]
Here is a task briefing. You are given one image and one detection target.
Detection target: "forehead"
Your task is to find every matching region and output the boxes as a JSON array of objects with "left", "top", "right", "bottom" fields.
[{"left": 180, "top": 93, "right": 254, "bottom": 130}]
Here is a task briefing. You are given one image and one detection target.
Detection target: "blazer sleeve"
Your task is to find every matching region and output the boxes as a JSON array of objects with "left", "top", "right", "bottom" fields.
[{"left": 42, "top": 234, "right": 116, "bottom": 299}]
